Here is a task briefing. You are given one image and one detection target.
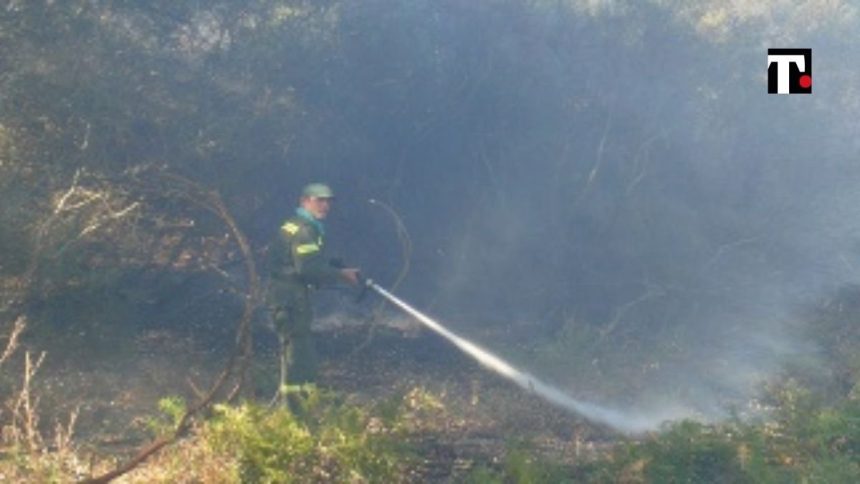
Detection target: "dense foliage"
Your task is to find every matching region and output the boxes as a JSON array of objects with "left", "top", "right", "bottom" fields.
[{"left": 2, "top": 0, "right": 860, "bottom": 481}]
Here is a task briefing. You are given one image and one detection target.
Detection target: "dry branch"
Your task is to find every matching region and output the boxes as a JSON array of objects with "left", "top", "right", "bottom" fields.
[
  {"left": 10, "top": 351, "right": 47, "bottom": 453},
  {"left": 0, "top": 316, "right": 26, "bottom": 368},
  {"left": 79, "top": 171, "right": 261, "bottom": 484}
]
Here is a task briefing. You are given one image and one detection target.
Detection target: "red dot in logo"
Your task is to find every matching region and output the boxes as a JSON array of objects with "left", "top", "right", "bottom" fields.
[{"left": 799, "top": 74, "right": 812, "bottom": 89}]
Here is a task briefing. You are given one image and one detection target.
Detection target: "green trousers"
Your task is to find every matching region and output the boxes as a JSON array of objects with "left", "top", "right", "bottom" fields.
[{"left": 268, "top": 279, "right": 317, "bottom": 386}]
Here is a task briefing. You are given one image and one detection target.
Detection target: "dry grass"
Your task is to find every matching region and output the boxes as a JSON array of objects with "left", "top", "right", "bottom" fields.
[
  {"left": 0, "top": 317, "right": 91, "bottom": 482},
  {"left": 112, "top": 426, "right": 239, "bottom": 484}
]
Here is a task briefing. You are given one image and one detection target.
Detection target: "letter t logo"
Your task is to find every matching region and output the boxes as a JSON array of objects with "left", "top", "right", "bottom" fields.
[{"left": 767, "top": 49, "right": 812, "bottom": 94}]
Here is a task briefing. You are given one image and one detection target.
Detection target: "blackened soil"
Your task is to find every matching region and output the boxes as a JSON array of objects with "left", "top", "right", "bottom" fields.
[{"left": 22, "top": 322, "right": 616, "bottom": 481}]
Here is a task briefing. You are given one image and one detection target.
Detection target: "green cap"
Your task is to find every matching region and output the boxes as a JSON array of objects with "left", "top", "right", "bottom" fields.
[{"left": 301, "top": 183, "right": 334, "bottom": 198}]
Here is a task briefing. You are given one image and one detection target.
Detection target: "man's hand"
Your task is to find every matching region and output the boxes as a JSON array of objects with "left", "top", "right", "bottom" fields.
[{"left": 339, "top": 268, "right": 361, "bottom": 286}]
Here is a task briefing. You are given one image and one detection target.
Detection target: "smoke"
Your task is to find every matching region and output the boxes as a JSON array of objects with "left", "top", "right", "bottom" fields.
[
  {"left": 310, "top": 0, "right": 860, "bottom": 431},
  {"left": 374, "top": 2, "right": 860, "bottom": 430},
  {"left": 371, "top": 280, "right": 700, "bottom": 433}
]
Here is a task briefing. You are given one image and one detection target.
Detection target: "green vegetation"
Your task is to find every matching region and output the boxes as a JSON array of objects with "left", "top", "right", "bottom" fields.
[
  {"left": 111, "top": 385, "right": 433, "bottom": 482},
  {"left": 3, "top": 367, "right": 860, "bottom": 482},
  {"left": 586, "top": 385, "right": 860, "bottom": 484},
  {"left": 207, "top": 387, "right": 406, "bottom": 483},
  {"left": 146, "top": 396, "right": 188, "bottom": 437},
  {"left": 144, "top": 377, "right": 860, "bottom": 483},
  {"left": 466, "top": 443, "right": 574, "bottom": 483}
]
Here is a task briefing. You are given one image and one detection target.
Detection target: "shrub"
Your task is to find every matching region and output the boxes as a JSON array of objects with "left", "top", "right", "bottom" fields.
[{"left": 207, "top": 386, "right": 407, "bottom": 483}]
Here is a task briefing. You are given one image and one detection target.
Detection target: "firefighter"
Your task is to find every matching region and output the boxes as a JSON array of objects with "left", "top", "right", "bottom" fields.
[{"left": 268, "top": 183, "right": 359, "bottom": 397}]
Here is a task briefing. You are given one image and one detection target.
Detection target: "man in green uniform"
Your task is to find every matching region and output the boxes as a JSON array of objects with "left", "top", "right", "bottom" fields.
[{"left": 268, "top": 183, "right": 359, "bottom": 395}]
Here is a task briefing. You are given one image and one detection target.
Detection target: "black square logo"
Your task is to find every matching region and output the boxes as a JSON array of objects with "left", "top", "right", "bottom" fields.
[{"left": 768, "top": 49, "right": 812, "bottom": 94}]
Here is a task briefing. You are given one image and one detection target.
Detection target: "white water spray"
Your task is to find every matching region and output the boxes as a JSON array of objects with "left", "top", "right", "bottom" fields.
[{"left": 369, "top": 281, "right": 694, "bottom": 434}]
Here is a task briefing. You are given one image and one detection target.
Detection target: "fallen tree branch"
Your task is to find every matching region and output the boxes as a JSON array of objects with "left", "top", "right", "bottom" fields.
[{"left": 79, "top": 170, "right": 260, "bottom": 484}]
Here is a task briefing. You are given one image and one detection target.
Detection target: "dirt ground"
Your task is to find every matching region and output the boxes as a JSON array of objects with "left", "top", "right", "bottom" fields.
[
  {"left": 10, "top": 312, "right": 619, "bottom": 481},
  {"left": 321, "top": 325, "right": 618, "bottom": 478}
]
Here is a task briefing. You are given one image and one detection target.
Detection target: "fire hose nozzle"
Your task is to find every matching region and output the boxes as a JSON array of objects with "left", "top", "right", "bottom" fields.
[{"left": 352, "top": 276, "right": 372, "bottom": 302}]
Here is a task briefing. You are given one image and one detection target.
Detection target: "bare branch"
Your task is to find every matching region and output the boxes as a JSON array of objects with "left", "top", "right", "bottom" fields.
[
  {"left": 54, "top": 169, "right": 83, "bottom": 215},
  {"left": 54, "top": 405, "right": 80, "bottom": 455},
  {"left": 11, "top": 351, "right": 47, "bottom": 453},
  {"left": 80, "top": 171, "right": 261, "bottom": 484},
  {"left": 600, "top": 284, "right": 666, "bottom": 340},
  {"left": 0, "top": 316, "right": 26, "bottom": 368},
  {"left": 76, "top": 201, "right": 140, "bottom": 239},
  {"left": 585, "top": 113, "right": 612, "bottom": 189},
  {"left": 702, "top": 235, "right": 762, "bottom": 272}
]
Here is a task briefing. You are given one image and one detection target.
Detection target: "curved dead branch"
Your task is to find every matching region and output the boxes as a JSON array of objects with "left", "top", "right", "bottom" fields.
[{"left": 79, "top": 171, "right": 260, "bottom": 484}]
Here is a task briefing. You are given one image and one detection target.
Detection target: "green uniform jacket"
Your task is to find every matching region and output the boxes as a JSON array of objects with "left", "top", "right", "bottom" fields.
[
  {"left": 269, "top": 214, "right": 341, "bottom": 288},
  {"left": 268, "top": 211, "right": 339, "bottom": 384}
]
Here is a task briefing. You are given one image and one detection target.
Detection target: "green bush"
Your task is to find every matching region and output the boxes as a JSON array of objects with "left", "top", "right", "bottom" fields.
[
  {"left": 465, "top": 442, "right": 573, "bottom": 484},
  {"left": 207, "top": 386, "right": 407, "bottom": 483},
  {"left": 145, "top": 396, "right": 187, "bottom": 437},
  {"left": 588, "top": 382, "right": 860, "bottom": 483},
  {"left": 638, "top": 421, "right": 754, "bottom": 484}
]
